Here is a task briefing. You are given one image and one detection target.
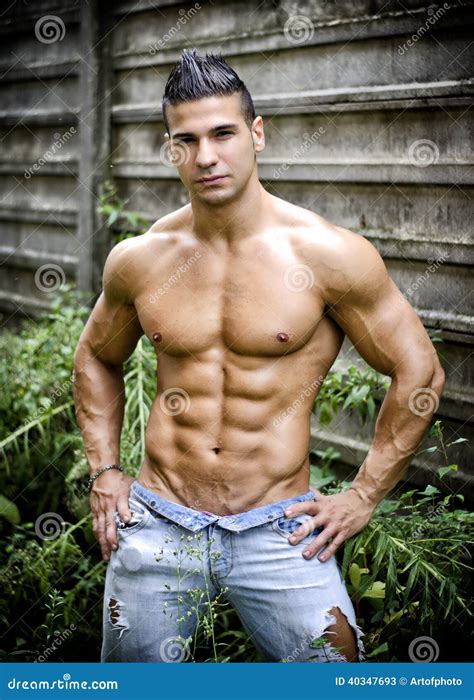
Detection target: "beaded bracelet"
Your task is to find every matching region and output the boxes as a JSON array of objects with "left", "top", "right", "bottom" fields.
[{"left": 87, "top": 464, "right": 124, "bottom": 492}]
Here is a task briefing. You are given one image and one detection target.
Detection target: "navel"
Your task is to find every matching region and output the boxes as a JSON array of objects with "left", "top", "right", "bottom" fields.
[
  {"left": 152, "top": 331, "right": 162, "bottom": 343},
  {"left": 276, "top": 332, "right": 289, "bottom": 342}
]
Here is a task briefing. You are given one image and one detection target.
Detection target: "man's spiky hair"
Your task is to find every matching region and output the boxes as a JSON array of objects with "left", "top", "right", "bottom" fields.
[{"left": 162, "top": 48, "right": 256, "bottom": 132}]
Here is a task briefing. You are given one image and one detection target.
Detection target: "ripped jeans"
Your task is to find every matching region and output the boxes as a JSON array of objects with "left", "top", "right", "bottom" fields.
[{"left": 101, "top": 479, "right": 365, "bottom": 663}]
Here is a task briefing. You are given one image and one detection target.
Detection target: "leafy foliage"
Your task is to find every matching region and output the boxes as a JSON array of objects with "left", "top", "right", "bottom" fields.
[{"left": 0, "top": 280, "right": 471, "bottom": 662}]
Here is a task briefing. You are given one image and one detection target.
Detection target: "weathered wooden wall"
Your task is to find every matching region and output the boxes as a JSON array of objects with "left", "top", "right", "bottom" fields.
[{"left": 0, "top": 0, "right": 472, "bottom": 494}]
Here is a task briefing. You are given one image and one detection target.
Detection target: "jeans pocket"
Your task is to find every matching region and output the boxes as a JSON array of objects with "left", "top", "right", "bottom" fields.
[
  {"left": 271, "top": 513, "right": 322, "bottom": 541},
  {"left": 114, "top": 497, "right": 151, "bottom": 536}
]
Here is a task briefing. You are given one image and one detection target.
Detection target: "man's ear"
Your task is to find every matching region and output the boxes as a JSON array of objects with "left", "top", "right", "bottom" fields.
[{"left": 251, "top": 116, "right": 265, "bottom": 152}]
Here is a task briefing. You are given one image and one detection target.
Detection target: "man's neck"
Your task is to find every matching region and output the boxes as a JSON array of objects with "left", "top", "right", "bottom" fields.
[{"left": 189, "top": 177, "right": 269, "bottom": 248}]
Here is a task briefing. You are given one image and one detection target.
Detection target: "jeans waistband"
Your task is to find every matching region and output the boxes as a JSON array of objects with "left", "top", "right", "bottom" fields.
[{"left": 131, "top": 480, "right": 315, "bottom": 533}]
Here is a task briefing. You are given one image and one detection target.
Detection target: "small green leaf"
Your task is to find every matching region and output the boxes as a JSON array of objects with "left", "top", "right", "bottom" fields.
[
  {"left": 349, "top": 563, "right": 361, "bottom": 590},
  {"left": 0, "top": 494, "right": 20, "bottom": 524}
]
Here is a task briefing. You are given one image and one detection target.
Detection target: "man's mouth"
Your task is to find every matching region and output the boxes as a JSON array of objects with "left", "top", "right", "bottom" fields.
[{"left": 197, "top": 175, "right": 227, "bottom": 184}]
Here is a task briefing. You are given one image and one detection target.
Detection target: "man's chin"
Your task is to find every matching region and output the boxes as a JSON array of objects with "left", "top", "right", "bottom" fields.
[{"left": 192, "top": 187, "right": 236, "bottom": 205}]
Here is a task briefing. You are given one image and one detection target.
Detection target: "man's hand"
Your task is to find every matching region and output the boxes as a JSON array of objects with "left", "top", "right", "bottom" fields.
[
  {"left": 284, "top": 488, "right": 375, "bottom": 562},
  {"left": 90, "top": 471, "right": 135, "bottom": 561}
]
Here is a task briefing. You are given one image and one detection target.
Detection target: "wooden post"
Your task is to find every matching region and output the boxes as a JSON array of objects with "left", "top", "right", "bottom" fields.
[{"left": 77, "top": 0, "right": 113, "bottom": 301}]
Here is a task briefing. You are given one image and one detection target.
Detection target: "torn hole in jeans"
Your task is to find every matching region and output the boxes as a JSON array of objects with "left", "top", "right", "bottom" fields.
[
  {"left": 108, "top": 597, "right": 129, "bottom": 639},
  {"left": 308, "top": 606, "right": 365, "bottom": 662}
]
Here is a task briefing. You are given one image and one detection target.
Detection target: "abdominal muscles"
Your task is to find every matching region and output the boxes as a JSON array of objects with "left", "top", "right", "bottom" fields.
[{"left": 141, "top": 351, "right": 325, "bottom": 514}]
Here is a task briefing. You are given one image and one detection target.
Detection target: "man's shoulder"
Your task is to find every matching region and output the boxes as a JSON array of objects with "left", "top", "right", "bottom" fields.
[
  {"left": 277, "top": 199, "right": 387, "bottom": 297},
  {"left": 106, "top": 206, "right": 191, "bottom": 265},
  {"left": 102, "top": 207, "right": 191, "bottom": 302},
  {"left": 278, "top": 199, "right": 367, "bottom": 260}
]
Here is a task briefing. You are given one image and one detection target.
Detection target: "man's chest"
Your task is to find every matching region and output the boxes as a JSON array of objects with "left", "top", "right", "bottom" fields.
[{"left": 133, "top": 243, "right": 325, "bottom": 357}]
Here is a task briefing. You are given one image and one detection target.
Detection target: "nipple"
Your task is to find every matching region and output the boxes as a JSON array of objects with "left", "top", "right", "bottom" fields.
[
  {"left": 152, "top": 331, "right": 162, "bottom": 343},
  {"left": 276, "top": 332, "right": 289, "bottom": 342}
]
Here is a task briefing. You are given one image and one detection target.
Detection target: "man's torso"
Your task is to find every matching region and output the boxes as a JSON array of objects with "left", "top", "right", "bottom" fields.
[{"left": 120, "top": 196, "right": 347, "bottom": 514}]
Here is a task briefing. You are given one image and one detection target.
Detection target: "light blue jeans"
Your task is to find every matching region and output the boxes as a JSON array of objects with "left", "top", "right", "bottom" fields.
[{"left": 101, "top": 479, "right": 365, "bottom": 663}]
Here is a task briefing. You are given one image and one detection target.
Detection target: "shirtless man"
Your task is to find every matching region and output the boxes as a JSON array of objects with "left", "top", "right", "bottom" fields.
[{"left": 73, "top": 49, "right": 445, "bottom": 663}]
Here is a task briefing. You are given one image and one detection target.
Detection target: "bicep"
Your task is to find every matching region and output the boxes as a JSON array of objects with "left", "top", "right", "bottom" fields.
[
  {"left": 325, "top": 241, "right": 438, "bottom": 379},
  {"left": 79, "top": 291, "right": 144, "bottom": 366},
  {"left": 76, "top": 241, "right": 144, "bottom": 366}
]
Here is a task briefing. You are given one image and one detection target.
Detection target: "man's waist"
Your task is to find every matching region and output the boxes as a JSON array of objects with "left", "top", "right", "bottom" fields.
[{"left": 131, "top": 479, "right": 314, "bottom": 533}]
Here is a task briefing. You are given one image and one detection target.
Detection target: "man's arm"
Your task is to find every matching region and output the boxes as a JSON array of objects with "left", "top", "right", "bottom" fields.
[
  {"left": 286, "top": 227, "right": 445, "bottom": 561},
  {"left": 73, "top": 239, "right": 144, "bottom": 560},
  {"left": 323, "top": 228, "right": 445, "bottom": 507}
]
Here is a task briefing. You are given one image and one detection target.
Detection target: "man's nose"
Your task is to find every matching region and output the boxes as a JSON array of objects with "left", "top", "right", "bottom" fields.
[{"left": 195, "top": 139, "right": 218, "bottom": 169}]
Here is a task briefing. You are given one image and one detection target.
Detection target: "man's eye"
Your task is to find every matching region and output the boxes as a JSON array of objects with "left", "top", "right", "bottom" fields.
[{"left": 216, "top": 131, "right": 232, "bottom": 137}]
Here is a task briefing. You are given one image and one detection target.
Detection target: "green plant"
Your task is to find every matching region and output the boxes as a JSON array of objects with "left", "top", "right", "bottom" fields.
[
  {"left": 97, "top": 180, "right": 149, "bottom": 244},
  {"left": 0, "top": 230, "right": 471, "bottom": 663}
]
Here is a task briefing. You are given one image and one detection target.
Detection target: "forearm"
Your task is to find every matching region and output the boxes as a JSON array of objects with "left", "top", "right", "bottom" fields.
[
  {"left": 349, "top": 365, "right": 446, "bottom": 508},
  {"left": 73, "top": 343, "right": 126, "bottom": 474}
]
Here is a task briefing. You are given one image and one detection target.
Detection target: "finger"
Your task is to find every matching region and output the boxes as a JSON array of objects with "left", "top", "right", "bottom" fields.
[
  {"left": 301, "top": 525, "right": 340, "bottom": 560},
  {"left": 96, "top": 511, "right": 110, "bottom": 561},
  {"left": 316, "top": 531, "right": 346, "bottom": 562},
  {"left": 288, "top": 517, "right": 319, "bottom": 544},
  {"left": 284, "top": 499, "right": 318, "bottom": 517},
  {"left": 105, "top": 510, "right": 118, "bottom": 551},
  {"left": 318, "top": 533, "right": 346, "bottom": 561},
  {"left": 116, "top": 495, "right": 132, "bottom": 523}
]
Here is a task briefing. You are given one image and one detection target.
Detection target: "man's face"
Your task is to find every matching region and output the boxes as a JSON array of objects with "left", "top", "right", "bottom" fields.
[{"left": 164, "top": 93, "right": 264, "bottom": 205}]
